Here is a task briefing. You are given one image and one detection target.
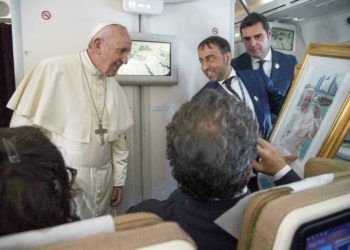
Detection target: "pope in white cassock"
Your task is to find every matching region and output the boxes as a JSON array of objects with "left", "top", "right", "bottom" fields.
[
  {"left": 7, "top": 22, "right": 134, "bottom": 219},
  {"left": 280, "top": 88, "right": 321, "bottom": 158}
]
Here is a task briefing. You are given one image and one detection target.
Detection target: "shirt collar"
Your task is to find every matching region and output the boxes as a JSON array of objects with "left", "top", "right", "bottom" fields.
[
  {"left": 210, "top": 186, "right": 249, "bottom": 201},
  {"left": 218, "top": 67, "right": 237, "bottom": 84},
  {"left": 251, "top": 47, "right": 272, "bottom": 63},
  {"left": 81, "top": 50, "right": 104, "bottom": 79}
]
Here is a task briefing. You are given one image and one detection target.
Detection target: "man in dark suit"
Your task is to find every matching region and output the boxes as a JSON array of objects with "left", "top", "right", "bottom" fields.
[
  {"left": 195, "top": 35, "right": 283, "bottom": 139},
  {"left": 128, "top": 90, "right": 300, "bottom": 250},
  {"left": 232, "top": 12, "right": 298, "bottom": 120}
]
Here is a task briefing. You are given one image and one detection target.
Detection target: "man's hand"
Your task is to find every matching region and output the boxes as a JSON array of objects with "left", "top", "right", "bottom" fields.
[
  {"left": 252, "top": 138, "right": 296, "bottom": 176},
  {"left": 284, "top": 155, "right": 297, "bottom": 164},
  {"left": 111, "top": 186, "right": 123, "bottom": 207},
  {"left": 293, "top": 64, "right": 302, "bottom": 80},
  {"left": 313, "top": 104, "right": 321, "bottom": 119}
]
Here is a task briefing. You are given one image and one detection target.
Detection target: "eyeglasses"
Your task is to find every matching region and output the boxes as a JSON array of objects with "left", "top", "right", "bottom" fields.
[
  {"left": 66, "top": 167, "right": 77, "bottom": 188},
  {"left": 1, "top": 138, "right": 21, "bottom": 164}
]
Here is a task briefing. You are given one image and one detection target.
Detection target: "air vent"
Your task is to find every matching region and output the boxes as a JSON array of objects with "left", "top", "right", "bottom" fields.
[
  {"left": 164, "top": 0, "right": 194, "bottom": 3},
  {"left": 262, "top": 4, "right": 287, "bottom": 16}
]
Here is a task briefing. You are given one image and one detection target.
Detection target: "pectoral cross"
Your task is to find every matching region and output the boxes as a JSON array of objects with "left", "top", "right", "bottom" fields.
[{"left": 95, "top": 123, "right": 108, "bottom": 145}]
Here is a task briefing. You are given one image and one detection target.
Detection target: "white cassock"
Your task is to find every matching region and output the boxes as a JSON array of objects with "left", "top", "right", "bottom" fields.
[
  {"left": 280, "top": 107, "right": 320, "bottom": 157},
  {"left": 7, "top": 51, "right": 134, "bottom": 219}
]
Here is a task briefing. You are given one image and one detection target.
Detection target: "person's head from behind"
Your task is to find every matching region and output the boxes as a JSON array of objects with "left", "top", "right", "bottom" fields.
[
  {"left": 88, "top": 22, "right": 132, "bottom": 77},
  {"left": 0, "top": 126, "right": 75, "bottom": 236},
  {"left": 301, "top": 88, "right": 314, "bottom": 112},
  {"left": 240, "top": 12, "right": 271, "bottom": 60},
  {"left": 198, "top": 36, "right": 232, "bottom": 82},
  {"left": 167, "top": 90, "right": 258, "bottom": 200}
]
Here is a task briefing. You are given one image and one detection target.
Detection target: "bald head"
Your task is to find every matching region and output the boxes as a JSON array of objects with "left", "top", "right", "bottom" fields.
[{"left": 87, "top": 24, "right": 131, "bottom": 77}]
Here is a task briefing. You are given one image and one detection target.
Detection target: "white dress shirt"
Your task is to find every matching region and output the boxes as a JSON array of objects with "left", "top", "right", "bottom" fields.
[
  {"left": 219, "top": 66, "right": 292, "bottom": 184},
  {"left": 219, "top": 68, "right": 256, "bottom": 118},
  {"left": 251, "top": 47, "right": 272, "bottom": 77}
]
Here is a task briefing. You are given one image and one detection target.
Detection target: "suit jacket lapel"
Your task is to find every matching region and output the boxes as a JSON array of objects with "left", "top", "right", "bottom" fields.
[
  {"left": 243, "top": 53, "right": 253, "bottom": 70},
  {"left": 270, "top": 49, "right": 280, "bottom": 81}
]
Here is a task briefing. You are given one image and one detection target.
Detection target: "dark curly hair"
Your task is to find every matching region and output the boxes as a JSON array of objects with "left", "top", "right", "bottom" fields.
[
  {"left": 0, "top": 126, "right": 78, "bottom": 236},
  {"left": 166, "top": 90, "right": 258, "bottom": 200}
]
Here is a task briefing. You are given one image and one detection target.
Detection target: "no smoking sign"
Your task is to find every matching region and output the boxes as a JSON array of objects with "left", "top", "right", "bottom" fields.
[
  {"left": 212, "top": 27, "right": 219, "bottom": 35},
  {"left": 41, "top": 10, "right": 52, "bottom": 20}
]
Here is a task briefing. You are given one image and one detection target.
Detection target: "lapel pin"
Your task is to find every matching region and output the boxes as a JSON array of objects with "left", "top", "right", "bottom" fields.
[
  {"left": 275, "top": 63, "right": 280, "bottom": 69},
  {"left": 254, "top": 96, "right": 259, "bottom": 102}
]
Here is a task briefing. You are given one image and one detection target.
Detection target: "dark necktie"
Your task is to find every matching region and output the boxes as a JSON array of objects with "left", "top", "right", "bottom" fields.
[
  {"left": 222, "top": 76, "right": 241, "bottom": 101},
  {"left": 258, "top": 60, "right": 267, "bottom": 76}
]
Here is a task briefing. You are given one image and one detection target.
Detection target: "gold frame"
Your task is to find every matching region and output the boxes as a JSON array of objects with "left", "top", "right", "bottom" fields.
[{"left": 270, "top": 43, "right": 350, "bottom": 159}]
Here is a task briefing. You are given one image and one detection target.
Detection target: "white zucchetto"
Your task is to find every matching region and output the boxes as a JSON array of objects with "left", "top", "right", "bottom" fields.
[{"left": 89, "top": 21, "right": 120, "bottom": 40}]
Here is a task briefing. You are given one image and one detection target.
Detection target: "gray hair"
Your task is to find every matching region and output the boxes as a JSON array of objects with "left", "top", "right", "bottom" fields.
[{"left": 166, "top": 89, "right": 258, "bottom": 200}]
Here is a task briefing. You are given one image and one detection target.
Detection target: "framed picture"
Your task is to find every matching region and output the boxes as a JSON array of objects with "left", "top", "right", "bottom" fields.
[
  {"left": 335, "top": 131, "right": 350, "bottom": 162},
  {"left": 270, "top": 43, "right": 350, "bottom": 177}
]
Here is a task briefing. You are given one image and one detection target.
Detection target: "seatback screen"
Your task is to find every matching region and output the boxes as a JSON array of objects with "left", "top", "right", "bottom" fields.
[{"left": 291, "top": 209, "right": 350, "bottom": 250}]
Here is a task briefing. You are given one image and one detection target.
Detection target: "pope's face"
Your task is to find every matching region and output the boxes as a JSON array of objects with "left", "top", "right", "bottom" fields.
[
  {"left": 99, "top": 28, "right": 131, "bottom": 77},
  {"left": 198, "top": 44, "right": 231, "bottom": 82},
  {"left": 301, "top": 90, "right": 313, "bottom": 112},
  {"left": 241, "top": 22, "right": 271, "bottom": 60}
]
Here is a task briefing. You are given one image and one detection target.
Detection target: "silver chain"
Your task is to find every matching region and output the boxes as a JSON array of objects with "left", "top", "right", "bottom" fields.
[{"left": 79, "top": 51, "right": 107, "bottom": 125}]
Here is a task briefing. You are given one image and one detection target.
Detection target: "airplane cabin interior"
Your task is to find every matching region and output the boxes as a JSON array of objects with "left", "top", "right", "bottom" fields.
[{"left": 0, "top": 0, "right": 349, "bottom": 249}]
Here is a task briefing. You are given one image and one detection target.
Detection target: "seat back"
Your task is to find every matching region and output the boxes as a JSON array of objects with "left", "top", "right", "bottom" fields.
[
  {"left": 237, "top": 157, "right": 350, "bottom": 250},
  {"left": 43, "top": 212, "right": 196, "bottom": 250},
  {"left": 0, "top": 215, "right": 115, "bottom": 249},
  {"left": 0, "top": 212, "right": 196, "bottom": 250},
  {"left": 304, "top": 157, "right": 350, "bottom": 178}
]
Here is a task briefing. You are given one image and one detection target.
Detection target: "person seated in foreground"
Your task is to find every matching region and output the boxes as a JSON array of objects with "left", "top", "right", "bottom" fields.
[
  {"left": 127, "top": 89, "right": 300, "bottom": 249},
  {"left": 0, "top": 126, "right": 78, "bottom": 236}
]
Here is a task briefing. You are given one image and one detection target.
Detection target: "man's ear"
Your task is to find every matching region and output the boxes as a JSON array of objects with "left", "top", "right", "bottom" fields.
[
  {"left": 92, "top": 38, "right": 103, "bottom": 54},
  {"left": 224, "top": 52, "right": 232, "bottom": 65},
  {"left": 267, "top": 28, "right": 272, "bottom": 40},
  {"left": 245, "top": 164, "right": 253, "bottom": 184}
]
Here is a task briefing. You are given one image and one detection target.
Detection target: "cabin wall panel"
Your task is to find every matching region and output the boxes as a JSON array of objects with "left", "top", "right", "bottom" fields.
[
  {"left": 300, "top": 11, "right": 350, "bottom": 47},
  {"left": 141, "top": 0, "right": 232, "bottom": 200}
]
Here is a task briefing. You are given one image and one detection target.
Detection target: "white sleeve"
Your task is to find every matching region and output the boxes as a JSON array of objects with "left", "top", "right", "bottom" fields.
[
  {"left": 272, "top": 164, "right": 292, "bottom": 181},
  {"left": 111, "top": 134, "right": 129, "bottom": 187},
  {"left": 314, "top": 117, "right": 321, "bottom": 128},
  {"left": 10, "top": 112, "right": 33, "bottom": 127},
  {"left": 309, "top": 116, "right": 321, "bottom": 138},
  {"left": 10, "top": 112, "right": 53, "bottom": 139}
]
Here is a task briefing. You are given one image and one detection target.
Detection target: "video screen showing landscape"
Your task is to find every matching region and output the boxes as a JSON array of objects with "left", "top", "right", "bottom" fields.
[
  {"left": 271, "top": 28, "right": 294, "bottom": 51},
  {"left": 118, "top": 40, "right": 171, "bottom": 76}
]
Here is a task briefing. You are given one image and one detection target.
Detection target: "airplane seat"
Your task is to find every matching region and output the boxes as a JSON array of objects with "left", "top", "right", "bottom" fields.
[
  {"left": 304, "top": 156, "right": 350, "bottom": 178},
  {"left": 0, "top": 212, "right": 196, "bottom": 250},
  {"left": 236, "top": 157, "right": 350, "bottom": 250},
  {"left": 1, "top": 157, "right": 348, "bottom": 250}
]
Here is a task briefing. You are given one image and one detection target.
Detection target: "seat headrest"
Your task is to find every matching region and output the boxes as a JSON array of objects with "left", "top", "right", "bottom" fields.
[{"left": 0, "top": 215, "right": 114, "bottom": 249}]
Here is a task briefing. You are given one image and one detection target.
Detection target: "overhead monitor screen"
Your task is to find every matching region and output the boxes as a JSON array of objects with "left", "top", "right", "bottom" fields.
[
  {"left": 271, "top": 28, "right": 294, "bottom": 51},
  {"left": 118, "top": 40, "right": 171, "bottom": 76}
]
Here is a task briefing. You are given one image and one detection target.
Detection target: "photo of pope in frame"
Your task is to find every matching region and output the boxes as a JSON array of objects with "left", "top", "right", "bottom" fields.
[{"left": 269, "top": 43, "right": 350, "bottom": 177}]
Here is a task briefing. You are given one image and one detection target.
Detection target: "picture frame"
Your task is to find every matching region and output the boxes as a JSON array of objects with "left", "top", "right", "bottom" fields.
[{"left": 270, "top": 43, "right": 350, "bottom": 177}]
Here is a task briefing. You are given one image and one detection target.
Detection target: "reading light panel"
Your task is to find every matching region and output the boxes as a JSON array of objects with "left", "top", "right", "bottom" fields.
[{"left": 123, "top": 0, "right": 164, "bottom": 15}]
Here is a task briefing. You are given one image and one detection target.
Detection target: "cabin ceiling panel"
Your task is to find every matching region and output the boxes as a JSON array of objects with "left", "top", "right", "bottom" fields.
[
  {"left": 267, "top": 0, "right": 350, "bottom": 24},
  {"left": 235, "top": 0, "right": 350, "bottom": 24}
]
